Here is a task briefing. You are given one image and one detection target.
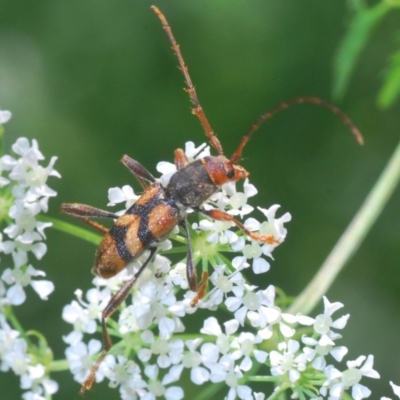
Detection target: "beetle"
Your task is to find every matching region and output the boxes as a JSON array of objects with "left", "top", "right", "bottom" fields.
[{"left": 61, "top": 5, "right": 363, "bottom": 393}]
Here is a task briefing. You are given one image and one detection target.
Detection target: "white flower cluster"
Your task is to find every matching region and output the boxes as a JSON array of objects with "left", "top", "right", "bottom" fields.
[
  {"left": 61, "top": 141, "right": 389, "bottom": 399},
  {"left": 0, "top": 130, "right": 59, "bottom": 305},
  {"left": 0, "top": 108, "right": 60, "bottom": 399},
  {"left": 0, "top": 314, "right": 58, "bottom": 400}
]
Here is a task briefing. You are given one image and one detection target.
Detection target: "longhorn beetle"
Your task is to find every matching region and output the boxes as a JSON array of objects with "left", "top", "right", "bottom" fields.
[{"left": 61, "top": 5, "right": 364, "bottom": 394}]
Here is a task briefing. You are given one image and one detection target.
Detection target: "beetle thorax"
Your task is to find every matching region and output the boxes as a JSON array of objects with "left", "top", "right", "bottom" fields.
[{"left": 166, "top": 156, "right": 249, "bottom": 208}]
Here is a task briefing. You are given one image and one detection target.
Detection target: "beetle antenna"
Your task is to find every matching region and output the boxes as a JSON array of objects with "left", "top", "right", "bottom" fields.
[
  {"left": 151, "top": 6, "right": 224, "bottom": 155},
  {"left": 230, "top": 96, "right": 364, "bottom": 164}
]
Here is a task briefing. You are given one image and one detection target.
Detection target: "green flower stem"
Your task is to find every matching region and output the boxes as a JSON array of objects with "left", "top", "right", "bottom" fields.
[
  {"left": 49, "top": 359, "right": 70, "bottom": 372},
  {"left": 289, "top": 139, "right": 400, "bottom": 316},
  {"left": 38, "top": 215, "right": 101, "bottom": 245},
  {"left": 4, "top": 305, "right": 31, "bottom": 345},
  {"left": 247, "top": 375, "right": 280, "bottom": 382}
]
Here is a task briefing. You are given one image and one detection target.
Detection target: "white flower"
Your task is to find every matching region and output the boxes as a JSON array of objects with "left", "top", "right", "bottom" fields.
[
  {"left": 302, "top": 334, "right": 348, "bottom": 371},
  {"left": 230, "top": 332, "right": 268, "bottom": 372},
  {"left": 1, "top": 265, "right": 54, "bottom": 305},
  {"left": 108, "top": 185, "right": 139, "bottom": 210},
  {"left": 203, "top": 265, "right": 245, "bottom": 307},
  {"left": 322, "top": 355, "right": 380, "bottom": 400},
  {"left": 269, "top": 340, "right": 308, "bottom": 383},
  {"left": 245, "top": 204, "right": 291, "bottom": 258},
  {"left": 312, "top": 296, "right": 349, "bottom": 346},
  {"left": 142, "top": 364, "right": 184, "bottom": 400},
  {"left": 64, "top": 334, "right": 103, "bottom": 383},
  {"left": 62, "top": 287, "right": 110, "bottom": 334}
]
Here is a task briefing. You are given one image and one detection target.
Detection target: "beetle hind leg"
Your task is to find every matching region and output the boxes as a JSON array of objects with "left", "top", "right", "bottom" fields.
[
  {"left": 80, "top": 247, "right": 157, "bottom": 394},
  {"left": 60, "top": 203, "right": 119, "bottom": 234}
]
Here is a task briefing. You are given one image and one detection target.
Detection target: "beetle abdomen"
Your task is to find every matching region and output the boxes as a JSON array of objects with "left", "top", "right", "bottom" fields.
[{"left": 92, "top": 183, "right": 180, "bottom": 278}]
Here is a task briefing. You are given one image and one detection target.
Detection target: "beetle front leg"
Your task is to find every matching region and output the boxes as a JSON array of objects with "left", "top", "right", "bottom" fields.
[
  {"left": 180, "top": 219, "right": 196, "bottom": 291},
  {"left": 180, "top": 219, "right": 209, "bottom": 306},
  {"left": 198, "top": 208, "right": 279, "bottom": 244},
  {"left": 121, "top": 155, "right": 156, "bottom": 189},
  {"left": 80, "top": 247, "right": 157, "bottom": 394},
  {"left": 174, "top": 148, "right": 189, "bottom": 170}
]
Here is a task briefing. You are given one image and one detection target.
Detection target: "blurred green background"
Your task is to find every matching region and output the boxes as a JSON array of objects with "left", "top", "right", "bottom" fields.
[{"left": 1, "top": 0, "right": 399, "bottom": 398}]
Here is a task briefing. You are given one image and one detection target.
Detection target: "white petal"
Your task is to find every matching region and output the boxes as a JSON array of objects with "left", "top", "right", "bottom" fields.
[
  {"left": 360, "top": 355, "right": 380, "bottom": 379},
  {"left": 332, "top": 314, "right": 350, "bottom": 329},
  {"left": 352, "top": 383, "right": 371, "bottom": 400},
  {"left": 239, "top": 356, "right": 252, "bottom": 371},
  {"left": 0, "top": 109, "right": 12, "bottom": 123},
  {"left": 165, "top": 386, "right": 184, "bottom": 400},
  {"left": 281, "top": 313, "right": 297, "bottom": 324},
  {"left": 323, "top": 296, "right": 343, "bottom": 316},
  {"left": 288, "top": 368, "right": 300, "bottom": 382},
  {"left": 162, "top": 364, "right": 184, "bottom": 385},
  {"left": 237, "top": 385, "right": 252, "bottom": 399},
  {"left": 252, "top": 258, "right": 270, "bottom": 274},
  {"left": 7, "top": 284, "right": 26, "bottom": 305},
  {"left": 234, "top": 306, "right": 248, "bottom": 326},
  {"left": 312, "top": 356, "right": 326, "bottom": 372},
  {"left": 280, "top": 322, "right": 295, "bottom": 338},
  {"left": 225, "top": 296, "right": 242, "bottom": 312},
  {"left": 200, "top": 317, "right": 222, "bottom": 336},
  {"left": 191, "top": 366, "right": 210, "bottom": 385},
  {"left": 302, "top": 335, "right": 317, "bottom": 346},
  {"left": 31, "top": 279, "right": 54, "bottom": 300},
  {"left": 297, "top": 314, "right": 315, "bottom": 326},
  {"left": 287, "top": 340, "right": 300, "bottom": 353},
  {"left": 390, "top": 382, "right": 400, "bottom": 397},
  {"left": 330, "top": 346, "right": 348, "bottom": 362},
  {"left": 158, "top": 317, "right": 175, "bottom": 336},
  {"left": 224, "top": 319, "right": 239, "bottom": 335},
  {"left": 108, "top": 187, "right": 126, "bottom": 205},
  {"left": 254, "top": 350, "right": 268, "bottom": 363}
]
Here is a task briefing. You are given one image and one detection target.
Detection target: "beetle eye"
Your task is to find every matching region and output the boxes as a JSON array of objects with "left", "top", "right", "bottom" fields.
[{"left": 227, "top": 169, "right": 235, "bottom": 179}]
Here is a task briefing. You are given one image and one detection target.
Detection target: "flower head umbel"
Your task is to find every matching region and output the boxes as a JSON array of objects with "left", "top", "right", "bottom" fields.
[
  {"left": 58, "top": 140, "right": 387, "bottom": 400},
  {"left": 0, "top": 136, "right": 59, "bottom": 305},
  {"left": 0, "top": 109, "right": 60, "bottom": 400}
]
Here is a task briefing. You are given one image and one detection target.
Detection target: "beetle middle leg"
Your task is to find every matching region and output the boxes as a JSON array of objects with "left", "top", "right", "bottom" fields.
[
  {"left": 198, "top": 208, "right": 279, "bottom": 244},
  {"left": 180, "top": 219, "right": 210, "bottom": 306},
  {"left": 80, "top": 247, "right": 157, "bottom": 394}
]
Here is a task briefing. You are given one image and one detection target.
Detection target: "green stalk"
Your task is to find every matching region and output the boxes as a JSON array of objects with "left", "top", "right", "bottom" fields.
[{"left": 289, "top": 139, "right": 400, "bottom": 315}]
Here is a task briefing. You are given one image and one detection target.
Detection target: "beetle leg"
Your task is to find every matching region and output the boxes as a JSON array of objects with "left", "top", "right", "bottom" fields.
[
  {"left": 121, "top": 155, "right": 156, "bottom": 189},
  {"left": 180, "top": 219, "right": 196, "bottom": 291},
  {"left": 174, "top": 149, "right": 189, "bottom": 170},
  {"left": 190, "top": 271, "right": 209, "bottom": 306},
  {"left": 80, "top": 247, "right": 157, "bottom": 394},
  {"left": 61, "top": 203, "right": 118, "bottom": 219},
  {"left": 60, "top": 203, "right": 119, "bottom": 234},
  {"left": 198, "top": 208, "right": 279, "bottom": 245},
  {"left": 180, "top": 219, "right": 210, "bottom": 306}
]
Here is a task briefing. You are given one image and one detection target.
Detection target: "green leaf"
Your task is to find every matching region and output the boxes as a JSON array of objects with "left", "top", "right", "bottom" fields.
[
  {"left": 377, "top": 48, "right": 400, "bottom": 108},
  {"left": 333, "top": 2, "right": 390, "bottom": 100}
]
